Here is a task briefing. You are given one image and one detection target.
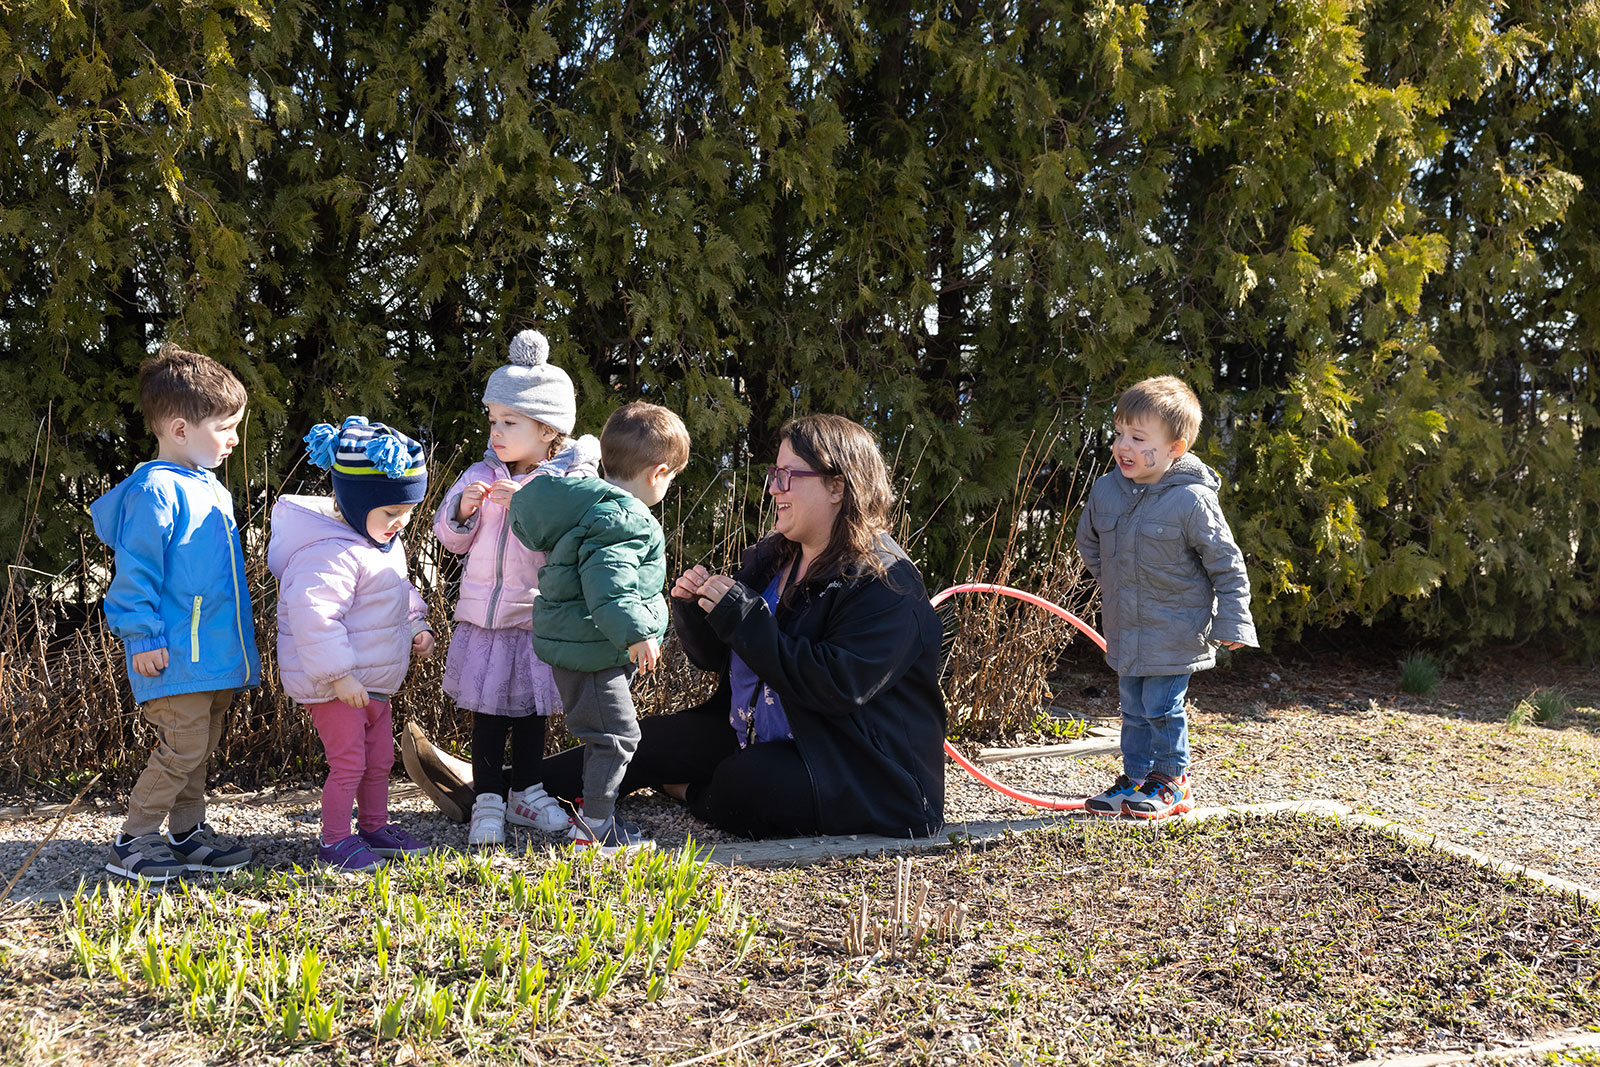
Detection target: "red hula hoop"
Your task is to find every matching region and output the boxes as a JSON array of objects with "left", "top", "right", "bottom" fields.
[{"left": 931, "top": 583, "right": 1107, "bottom": 812}]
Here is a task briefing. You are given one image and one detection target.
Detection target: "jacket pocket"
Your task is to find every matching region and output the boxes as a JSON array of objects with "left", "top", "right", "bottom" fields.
[
  {"left": 864, "top": 723, "right": 927, "bottom": 810},
  {"left": 189, "top": 595, "right": 203, "bottom": 663},
  {"left": 1098, "top": 523, "right": 1118, "bottom": 563},
  {"left": 1141, "top": 523, "right": 1196, "bottom": 593}
]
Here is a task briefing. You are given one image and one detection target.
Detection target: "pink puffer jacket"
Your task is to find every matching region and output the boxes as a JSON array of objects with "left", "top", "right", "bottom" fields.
[
  {"left": 267, "top": 496, "right": 429, "bottom": 704},
  {"left": 432, "top": 452, "right": 545, "bottom": 631}
]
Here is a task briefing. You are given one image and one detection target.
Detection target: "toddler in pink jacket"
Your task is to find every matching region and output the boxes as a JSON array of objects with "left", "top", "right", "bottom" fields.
[
  {"left": 268, "top": 416, "right": 436, "bottom": 872},
  {"left": 435, "top": 329, "right": 590, "bottom": 846}
]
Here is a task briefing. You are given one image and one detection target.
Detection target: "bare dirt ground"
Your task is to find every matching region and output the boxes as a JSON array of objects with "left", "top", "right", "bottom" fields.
[
  {"left": 0, "top": 643, "right": 1597, "bottom": 1067},
  {"left": 940, "top": 640, "right": 1600, "bottom": 891}
]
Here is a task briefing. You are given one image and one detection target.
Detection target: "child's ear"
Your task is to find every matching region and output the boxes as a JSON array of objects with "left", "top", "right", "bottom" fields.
[
  {"left": 1169, "top": 437, "right": 1190, "bottom": 460},
  {"left": 165, "top": 417, "right": 189, "bottom": 443}
]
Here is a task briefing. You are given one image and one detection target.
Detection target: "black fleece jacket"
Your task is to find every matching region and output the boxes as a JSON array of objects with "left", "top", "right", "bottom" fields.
[{"left": 670, "top": 536, "right": 947, "bottom": 838}]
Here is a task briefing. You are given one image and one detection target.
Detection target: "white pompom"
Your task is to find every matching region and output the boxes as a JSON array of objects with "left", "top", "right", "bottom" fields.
[{"left": 507, "top": 329, "right": 549, "bottom": 367}]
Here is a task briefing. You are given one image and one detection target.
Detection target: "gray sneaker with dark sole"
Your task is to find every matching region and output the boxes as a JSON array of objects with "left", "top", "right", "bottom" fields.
[
  {"left": 167, "top": 823, "right": 253, "bottom": 872},
  {"left": 106, "top": 832, "right": 187, "bottom": 882}
]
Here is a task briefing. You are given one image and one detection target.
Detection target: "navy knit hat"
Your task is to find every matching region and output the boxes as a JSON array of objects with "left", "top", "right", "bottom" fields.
[{"left": 304, "top": 416, "right": 428, "bottom": 549}]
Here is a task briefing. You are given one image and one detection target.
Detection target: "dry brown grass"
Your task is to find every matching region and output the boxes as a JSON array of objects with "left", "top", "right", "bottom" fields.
[
  {"left": 0, "top": 434, "right": 1098, "bottom": 790},
  {"left": 929, "top": 429, "right": 1099, "bottom": 743}
]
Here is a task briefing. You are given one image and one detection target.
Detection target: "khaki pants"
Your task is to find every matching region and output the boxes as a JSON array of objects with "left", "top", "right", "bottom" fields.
[{"left": 122, "top": 688, "right": 233, "bottom": 837}]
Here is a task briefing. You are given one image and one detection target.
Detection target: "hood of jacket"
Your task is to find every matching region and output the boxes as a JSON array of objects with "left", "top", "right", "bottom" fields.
[
  {"left": 267, "top": 495, "right": 365, "bottom": 579},
  {"left": 89, "top": 461, "right": 203, "bottom": 544},
  {"left": 516, "top": 475, "right": 631, "bottom": 552},
  {"left": 1109, "top": 453, "right": 1218, "bottom": 504}
]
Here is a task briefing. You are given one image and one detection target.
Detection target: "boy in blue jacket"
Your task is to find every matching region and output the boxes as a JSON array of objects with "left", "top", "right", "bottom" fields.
[
  {"left": 1075, "top": 376, "right": 1258, "bottom": 820},
  {"left": 90, "top": 344, "right": 261, "bottom": 881}
]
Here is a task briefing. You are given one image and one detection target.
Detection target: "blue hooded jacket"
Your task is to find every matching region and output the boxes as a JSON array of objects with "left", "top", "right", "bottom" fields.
[{"left": 90, "top": 461, "right": 261, "bottom": 701}]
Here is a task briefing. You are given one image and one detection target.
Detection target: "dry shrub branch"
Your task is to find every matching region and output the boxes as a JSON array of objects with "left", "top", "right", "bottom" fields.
[{"left": 1, "top": 437, "right": 1094, "bottom": 789}]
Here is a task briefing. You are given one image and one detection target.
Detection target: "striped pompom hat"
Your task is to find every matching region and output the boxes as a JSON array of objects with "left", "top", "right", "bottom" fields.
[{"left": 303, "top": 416, "right": 428, "bottom": 548}]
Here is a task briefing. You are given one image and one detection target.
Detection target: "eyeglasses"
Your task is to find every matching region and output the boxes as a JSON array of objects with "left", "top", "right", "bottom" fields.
[{"left": 765, "top": 465, "right": 827, "bottom": 492}]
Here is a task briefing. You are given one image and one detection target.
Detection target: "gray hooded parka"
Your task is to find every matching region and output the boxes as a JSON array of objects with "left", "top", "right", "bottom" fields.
[{"left": 1075, "top": 454, "right": 1258, "bottom": 677}]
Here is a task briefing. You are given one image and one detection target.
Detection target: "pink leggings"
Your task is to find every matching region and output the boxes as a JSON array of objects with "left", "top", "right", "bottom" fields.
[{"left": 309, "top": 698, "right": 395, "bottom": 845}]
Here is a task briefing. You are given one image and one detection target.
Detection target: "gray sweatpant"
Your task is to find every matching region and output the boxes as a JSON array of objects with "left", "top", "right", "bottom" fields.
[{"left": 551, "top": 665, "right": 639, "bottom": 824}]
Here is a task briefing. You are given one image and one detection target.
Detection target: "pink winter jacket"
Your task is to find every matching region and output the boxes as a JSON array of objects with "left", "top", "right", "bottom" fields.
[
  {"left": 267, "top": 495, "right": 430, "bottom": 704},
  {"left": 432, "top": 452, "right": 546, "bottom": 631}
]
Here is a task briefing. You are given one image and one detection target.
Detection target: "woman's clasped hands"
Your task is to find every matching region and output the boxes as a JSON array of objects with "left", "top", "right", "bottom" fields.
[{"left": 671, "top": 564, "right": 736, "bottom": 614}]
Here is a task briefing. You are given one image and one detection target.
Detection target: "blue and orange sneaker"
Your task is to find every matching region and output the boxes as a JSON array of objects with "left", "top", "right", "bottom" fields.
[
  {"left": 1124, "top": 774, "right": 1193, "bottom": 820},
  {"left": 1084, "top": 774, "right": 1142, "bottom": 815}
]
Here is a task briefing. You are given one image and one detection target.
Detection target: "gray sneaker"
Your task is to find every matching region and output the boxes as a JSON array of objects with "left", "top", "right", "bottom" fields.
[
  {"left": 568, "top": 814, "right": 654, "bottom": 856},
  {"left": 105, "top": 832, "right": 187, "bottom": 882},
  {"left": 167, "top": 823, "right": 253, "bottom": 872}
]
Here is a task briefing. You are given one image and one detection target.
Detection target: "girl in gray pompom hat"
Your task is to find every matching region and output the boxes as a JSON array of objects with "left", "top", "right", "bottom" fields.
[{"left": 431, "top": 329, "right": 594, "bottom": 845}]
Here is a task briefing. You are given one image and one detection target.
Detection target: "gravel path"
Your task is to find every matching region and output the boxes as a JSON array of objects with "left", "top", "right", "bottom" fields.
[{"left": 4, "top": 654, "right": 1596, "bottom": 901}]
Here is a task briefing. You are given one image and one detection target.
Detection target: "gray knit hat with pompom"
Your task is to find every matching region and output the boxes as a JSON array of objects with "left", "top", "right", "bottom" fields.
[{"left": 481, "top": 329, "right": 576, "bottom": 434}]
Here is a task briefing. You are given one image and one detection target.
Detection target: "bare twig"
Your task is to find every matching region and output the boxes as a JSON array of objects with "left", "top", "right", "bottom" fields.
[
  {"left": 1, "top": 771, "right": 102, "bottom": 905},
  {"left": 665, "top": 1012, "right": 841, "bottom": 1067}
]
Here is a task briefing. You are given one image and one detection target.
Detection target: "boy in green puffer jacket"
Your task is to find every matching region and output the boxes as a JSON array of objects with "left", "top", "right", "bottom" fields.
[{"left": 510, "top": 402, "right": 690, "bottom": 853}]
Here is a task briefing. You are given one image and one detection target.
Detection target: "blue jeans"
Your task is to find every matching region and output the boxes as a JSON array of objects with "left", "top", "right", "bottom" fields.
[{"left": 1118, "top": 674, "right": 1191, "bottom": 781}]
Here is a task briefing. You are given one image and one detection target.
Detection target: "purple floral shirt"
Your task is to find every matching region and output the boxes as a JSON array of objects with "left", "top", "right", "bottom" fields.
[{"left": 728, "top": 572, "right": 793, "bottom": 747}]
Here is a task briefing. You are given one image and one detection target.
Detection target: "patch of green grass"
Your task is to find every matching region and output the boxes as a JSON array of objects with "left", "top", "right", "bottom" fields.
[
  {"left": 47, "top": 841, "right": 753, "bottom": 1056},
  {"left": 1030, "top": 710, "right": 1089, "bottom": 742},
  {"left": 1528, "top": 687, "right": 1573, "bottom": 724},
  {"left": 1399, "top": 652, "right": 1445, "bottom": 695},
  {"left": 1508, "top": 688, "right": 1572, "bottom": 731}
]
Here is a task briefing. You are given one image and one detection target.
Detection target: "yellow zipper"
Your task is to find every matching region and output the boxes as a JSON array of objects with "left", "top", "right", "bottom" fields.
[
  {"left": 189, "top": 596, "right": 202, "bottom": 662},
  {"left": 214, "top": 479, "right": 251, "bottom": 684}
]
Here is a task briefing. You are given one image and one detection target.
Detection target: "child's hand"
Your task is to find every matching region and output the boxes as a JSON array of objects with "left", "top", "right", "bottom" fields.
[
  {"left": 671, "top": 564, "right": 711, "bottom": 600},
  {"left": 412, "top": 631, "right": 436, "bottom": 659},
  {"left": 628, "top": 638, "right": 661, "bottom": 673},
  {"left": 486, "top": 479, "right": 521, "bottom": 509},
  {"left": 458, "top": 481, "right": 493, "bottom": 520},
  {"left": 131, "top": 648, "right": 168, "bottom": 677},
  {"left": 1221, "top": 640, "right": 1245, "bottom": 651},
  {"left": 333, "top": 674, "right": 370, "bottom": 708}
]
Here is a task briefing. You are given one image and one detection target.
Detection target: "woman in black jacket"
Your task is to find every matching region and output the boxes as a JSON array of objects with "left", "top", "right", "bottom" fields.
[{"left": 542, "top": 413, "right": 947, "bottom": 839}]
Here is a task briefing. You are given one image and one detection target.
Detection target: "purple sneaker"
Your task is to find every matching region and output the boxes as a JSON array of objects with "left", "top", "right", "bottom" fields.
[
  {"left": 319, "top": 835, "right": 386, "bottom": 872},
  {"left": 358, "top": 823, "right": 431, "bottom": 860}
]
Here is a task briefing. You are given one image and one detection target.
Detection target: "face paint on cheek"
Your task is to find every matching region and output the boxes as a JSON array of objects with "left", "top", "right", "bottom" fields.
[{"left": 1141, "top": 449, "right": 1157, "bottom": 467}]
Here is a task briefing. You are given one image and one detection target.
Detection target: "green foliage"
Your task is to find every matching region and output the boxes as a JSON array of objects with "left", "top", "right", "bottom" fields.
[
  {"left": 60, "top": 845, "right": 754, "bottom": 1050},
  {"left": 1509, "top": 686, "right": 1571, "bottom": 728},
  {"left": 2, "top": 0, "right": 1597, "bottom": 655},
  {"left": 1399, "top": 652, "right": 1445, "bottom": 696}
]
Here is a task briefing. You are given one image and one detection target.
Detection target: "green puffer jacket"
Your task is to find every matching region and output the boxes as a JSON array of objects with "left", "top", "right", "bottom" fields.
[{"left": 510, "top": 475, "right": 668, "bottom": 672}]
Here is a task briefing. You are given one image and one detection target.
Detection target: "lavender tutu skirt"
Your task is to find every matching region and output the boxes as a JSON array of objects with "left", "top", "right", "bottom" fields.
[{"left": 443, "top": 622, "right": 562, "bottom": 718}]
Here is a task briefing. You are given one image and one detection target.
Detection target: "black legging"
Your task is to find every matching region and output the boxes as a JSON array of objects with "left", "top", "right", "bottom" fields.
[
  {"left": 472, "top": 712, "right": 548, "bottom": 798},
  {"left": 538, "top": 705, "right": 818, "bottom": 839}
]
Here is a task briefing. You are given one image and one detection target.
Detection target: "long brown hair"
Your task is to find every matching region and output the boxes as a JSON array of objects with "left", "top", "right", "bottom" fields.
[{"left": 772, "top": 414, "right": 894, "bottom": 590}]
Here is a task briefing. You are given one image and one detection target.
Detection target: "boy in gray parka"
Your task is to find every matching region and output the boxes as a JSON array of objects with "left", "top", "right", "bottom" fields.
[{"left": 1075, "top": 376, "right": 1258, "bottom": 819}]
